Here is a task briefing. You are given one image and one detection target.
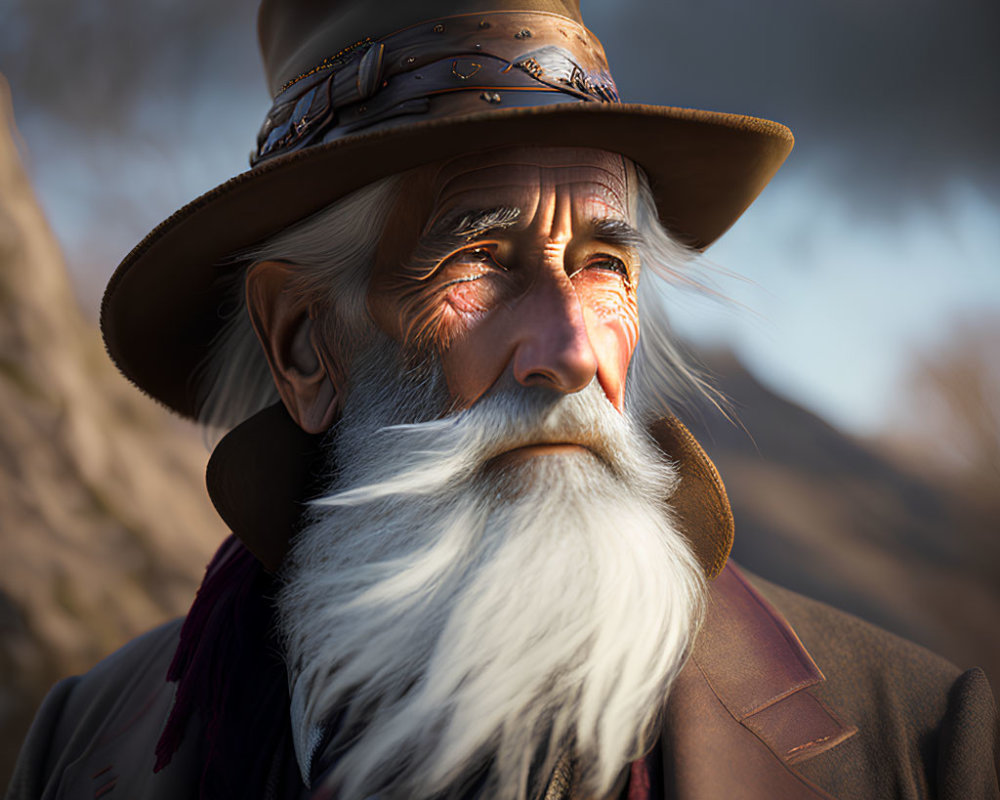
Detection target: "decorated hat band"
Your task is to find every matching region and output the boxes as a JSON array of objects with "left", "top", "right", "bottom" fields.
[{"left": 253, "top": 11, "right": 620, "bottom": 167}]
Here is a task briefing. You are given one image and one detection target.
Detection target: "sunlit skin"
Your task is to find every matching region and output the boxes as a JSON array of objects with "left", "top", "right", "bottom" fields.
[{"left": 367, "top": 146, "right": 642, "bottom": 437}]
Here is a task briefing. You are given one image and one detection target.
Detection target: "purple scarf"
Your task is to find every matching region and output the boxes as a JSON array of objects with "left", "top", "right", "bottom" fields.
[{"left": 154, "top": 535, "right": 302, "bottom": 799}]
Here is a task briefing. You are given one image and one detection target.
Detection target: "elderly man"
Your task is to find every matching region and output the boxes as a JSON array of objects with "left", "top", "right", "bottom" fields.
[{"left": 8, "top": 1, "right": 998, "bottom": 799}]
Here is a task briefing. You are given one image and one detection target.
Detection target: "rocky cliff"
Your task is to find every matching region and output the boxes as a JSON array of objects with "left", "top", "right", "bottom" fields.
[{"left": 0, "top": 79, "right": 224, "bottom": 780}]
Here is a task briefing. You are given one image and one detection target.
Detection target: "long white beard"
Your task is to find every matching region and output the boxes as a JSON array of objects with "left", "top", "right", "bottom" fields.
[{"left": 278, "top": 338, "right": 706, "bottom": 800}]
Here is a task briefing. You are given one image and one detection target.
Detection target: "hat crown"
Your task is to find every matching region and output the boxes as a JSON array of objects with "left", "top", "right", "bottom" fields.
[
  {"left": 249, "top": 3, "right": 618, "bottom": 168},
  {"left": 258, "top": 0, "right": 584, "bottom": 97}
]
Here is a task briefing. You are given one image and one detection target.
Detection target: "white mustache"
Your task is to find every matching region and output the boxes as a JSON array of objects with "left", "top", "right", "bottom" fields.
[{"left": 315, "top": 378, "right": 668, "bottom": 510}]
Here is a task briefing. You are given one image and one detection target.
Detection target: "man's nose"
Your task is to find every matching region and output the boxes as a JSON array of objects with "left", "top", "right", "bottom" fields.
[{"left": 510, "top": 276, "right": 599, "bottom": 394}]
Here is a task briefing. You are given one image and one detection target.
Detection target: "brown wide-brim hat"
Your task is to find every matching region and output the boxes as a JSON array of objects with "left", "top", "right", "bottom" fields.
[{"left": 100, "top": 0, "right": 793, "bottom": 420}]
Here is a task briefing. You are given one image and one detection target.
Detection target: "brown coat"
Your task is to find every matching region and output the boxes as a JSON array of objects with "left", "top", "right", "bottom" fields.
[{"left": 7, "top": 562, "right": 998, "bottom": 800}]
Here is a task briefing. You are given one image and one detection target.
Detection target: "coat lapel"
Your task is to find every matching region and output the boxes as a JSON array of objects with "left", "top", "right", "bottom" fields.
[{"left": 658, "top": 564, "right": 856, "bottom": 800}]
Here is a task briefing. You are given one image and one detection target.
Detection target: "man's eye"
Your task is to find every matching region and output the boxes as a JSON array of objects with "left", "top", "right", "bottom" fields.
[
  {"left": 439, "top": 245, "right": 507, "bottom": 289},
  {"left": 585, "top": 255, "right": 630, "bottom": 280},
  {"left": 453, "top": 246, "right": 501, "bottom": 267}
]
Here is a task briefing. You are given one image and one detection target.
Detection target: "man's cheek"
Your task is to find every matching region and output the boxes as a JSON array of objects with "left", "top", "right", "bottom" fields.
[
  {"left": 387, "top": 280, "right": 503, "bottom": 406},
  {"left": 440, "top": 327, "right": 508, "bottom": 408},
  {"left": 583, "top": 291, "right": 639, "bottom": 411},
  {"left": 445, "top": 280, "right": 494, "bottom": 316},
  {"left": 394, "top": 285, "right": 447, "bottom": 349},
  {"left": 397, "top": 273, "right": 510, "bottom": 351},
  {"left": 393, "top": 282, "right": 476, "bottom": 350}
]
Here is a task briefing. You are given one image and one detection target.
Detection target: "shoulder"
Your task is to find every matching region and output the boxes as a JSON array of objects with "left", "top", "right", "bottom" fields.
[
  {"left": 747, "top": 570, "right": 962, "bottom": 697},
  {"left": 57, "top": 617, "right": 183, "bottom": 720},
  {"left": 7, "top": 619, "right": 189, "bottom": 800},
  {"left": 746, "top": 570, "right": 999, "bottom": 799}
]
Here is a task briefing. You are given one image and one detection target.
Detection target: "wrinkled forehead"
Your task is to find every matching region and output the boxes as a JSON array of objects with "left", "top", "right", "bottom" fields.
[{"left": 424, "top": 146, "right": 637, "bottom": 227}]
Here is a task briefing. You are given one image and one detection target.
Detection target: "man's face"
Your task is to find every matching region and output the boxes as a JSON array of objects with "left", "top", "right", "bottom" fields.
[
  {"left": 366, "top": 146, "right": 641, "bottom": 414},
  {"left": 274, "top": 149, "right": 705, "bottom": 800}
]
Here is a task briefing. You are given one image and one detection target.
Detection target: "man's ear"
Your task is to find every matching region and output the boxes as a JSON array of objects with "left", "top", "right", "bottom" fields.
[{"left": 245, "top": 261, "right": 344, "bottom": 433}]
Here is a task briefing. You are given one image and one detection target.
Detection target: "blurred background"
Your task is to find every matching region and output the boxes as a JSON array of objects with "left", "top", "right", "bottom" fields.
[{"left": 0, "top": 0, "right": 997, "bottom": 784}]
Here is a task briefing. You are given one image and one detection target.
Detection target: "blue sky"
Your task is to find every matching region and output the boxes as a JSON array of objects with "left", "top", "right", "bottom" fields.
[{"left": 668, "top": 168, "right": 1000, "bottom": 432}]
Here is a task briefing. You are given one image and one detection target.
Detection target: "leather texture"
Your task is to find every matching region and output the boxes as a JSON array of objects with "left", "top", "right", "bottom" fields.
[{"left": 659, "top": 566, "right": 854, "bottom": 800}]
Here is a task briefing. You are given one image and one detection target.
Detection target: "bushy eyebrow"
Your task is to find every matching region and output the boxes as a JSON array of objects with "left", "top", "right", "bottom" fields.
[
  {"left": 405, "top": 207, "right": 522, "bottom": 280},
  {"left": 590, "top": 218, "right": 644, "bottom": 250},
  {"left": 427, "top": 206, "right": 522, "bottom": 241}
]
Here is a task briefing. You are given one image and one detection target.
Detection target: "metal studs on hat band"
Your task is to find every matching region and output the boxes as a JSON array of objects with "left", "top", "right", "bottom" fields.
[
  {"left": 480, "top": 91, "right": 502, "bottom": 103},
  {"left": 452, "top": 60, "right": 483, "bottom": 79},
  {"left": 277, "top": 37, "right": 373, "bottom": 95},
  {"left": 520, "top": 57, "right": 542, "bottom": 78}
]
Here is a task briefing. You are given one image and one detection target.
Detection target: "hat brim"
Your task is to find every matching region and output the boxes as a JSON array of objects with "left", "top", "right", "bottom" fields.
[{"left": 101, "top": 102, "right": 793, "bottom": 419}]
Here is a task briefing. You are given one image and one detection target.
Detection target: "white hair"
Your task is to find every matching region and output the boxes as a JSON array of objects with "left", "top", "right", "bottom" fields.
[
  {"left": 279, "top": 335, "right": 706, "bottom": 799},
  {"left": 195, "top": 174, "right": 402, "bottom": 431},
  {"left": 195, "top": 168, "right": 718, "bottom": 432}
]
